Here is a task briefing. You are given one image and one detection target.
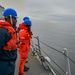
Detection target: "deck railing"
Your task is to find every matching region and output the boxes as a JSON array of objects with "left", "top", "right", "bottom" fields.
[{"left": 31, "top": 36, "right": 75, "bottom": 75}]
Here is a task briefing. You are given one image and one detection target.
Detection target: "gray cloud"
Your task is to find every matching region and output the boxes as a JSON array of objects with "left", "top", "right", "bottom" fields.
[{"left": 0, "top": 0, "right": 75, "bottom": 22}]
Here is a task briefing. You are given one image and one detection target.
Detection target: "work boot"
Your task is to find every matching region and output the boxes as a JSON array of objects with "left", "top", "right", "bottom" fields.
[
  {"left": 19, "top": 73, "right": 23, "bottom": 75},
  {"left": 26, "top": 61, "right": 28, "bottom": 63},
  {"left": 24, "top": 65, "right": 29, "bottom": 72}
]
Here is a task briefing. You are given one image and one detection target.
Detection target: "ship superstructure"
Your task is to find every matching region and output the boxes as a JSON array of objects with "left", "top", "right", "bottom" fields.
[{"left": 0, "top": 5, "right": 5, "bottom": 20}]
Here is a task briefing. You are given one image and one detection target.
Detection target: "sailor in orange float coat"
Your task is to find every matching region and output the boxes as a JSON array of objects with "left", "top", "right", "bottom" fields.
[{"left": 18, "top": 19, "right": 32, "bottom": 75}]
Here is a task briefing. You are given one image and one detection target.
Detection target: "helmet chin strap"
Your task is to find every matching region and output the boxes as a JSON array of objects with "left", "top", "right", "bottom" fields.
[{"left": 10, "top": 15, "right": 13, "bottom": 26}]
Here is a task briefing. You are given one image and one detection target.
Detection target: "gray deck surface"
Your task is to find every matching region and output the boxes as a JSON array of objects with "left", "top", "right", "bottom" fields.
[{"left": 15, "top": 50, "right": 53, "bottom": 75}]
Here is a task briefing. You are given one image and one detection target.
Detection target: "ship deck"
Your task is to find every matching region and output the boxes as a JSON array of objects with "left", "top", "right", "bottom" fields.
[{"left": 15, "top": 50, "right": 53, "bottom": 75}]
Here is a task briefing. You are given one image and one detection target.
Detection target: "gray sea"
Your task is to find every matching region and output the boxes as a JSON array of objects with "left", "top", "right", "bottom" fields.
[{"left": 32, "top": 19, "right": 75, "bottom": 75}]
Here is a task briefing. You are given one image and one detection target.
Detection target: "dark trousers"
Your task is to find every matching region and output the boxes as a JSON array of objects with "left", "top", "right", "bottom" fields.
[{"left": 0, "top": 60, "right": 15, "bottom": 75}]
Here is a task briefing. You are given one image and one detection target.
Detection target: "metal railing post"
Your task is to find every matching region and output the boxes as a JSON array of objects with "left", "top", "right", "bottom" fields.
[
  {"left": 63, "top": 48, "right": 71, "bottom": 75},
  {"left": 34, "top": 36, "right": 41, "bottom": 55},
  {"left": 37, "top": 36, "right": 41, "bottom": 55}
]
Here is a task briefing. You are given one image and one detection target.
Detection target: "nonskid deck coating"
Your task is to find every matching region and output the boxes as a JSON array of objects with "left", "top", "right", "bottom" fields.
[{"left": 15, "top": 50, "right": 53, "bottom": 75}]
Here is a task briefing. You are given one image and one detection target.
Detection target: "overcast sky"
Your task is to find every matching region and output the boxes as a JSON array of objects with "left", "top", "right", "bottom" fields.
[{"left": 0, "top": 0, "right": 75, "bottom": 23}]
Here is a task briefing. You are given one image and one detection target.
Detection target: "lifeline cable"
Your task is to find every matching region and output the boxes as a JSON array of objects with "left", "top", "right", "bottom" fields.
[{"left": 39, "top": 39, "right": 75, "bottom": 65}]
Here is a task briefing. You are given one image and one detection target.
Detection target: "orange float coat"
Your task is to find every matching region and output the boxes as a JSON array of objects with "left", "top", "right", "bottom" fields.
[
  {"left": 19, "top": 23, "right": 32, "bottom": 75},
  {"left": 0, "top": 21, "right": 17, "bottom": 51}
]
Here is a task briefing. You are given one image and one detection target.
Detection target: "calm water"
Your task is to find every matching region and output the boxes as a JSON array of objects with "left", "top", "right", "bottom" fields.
[{"left": 32, "top": 19, "right": 75, "bottom": 75}]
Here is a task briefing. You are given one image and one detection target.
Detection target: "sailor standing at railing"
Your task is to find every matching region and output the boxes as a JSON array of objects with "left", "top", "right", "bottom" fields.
[
  {"left": 0, "top": 8, "right": 18, "bottom": 75},
  {"left": 18, "top": 18, "right": 33, "bottom": 75}
]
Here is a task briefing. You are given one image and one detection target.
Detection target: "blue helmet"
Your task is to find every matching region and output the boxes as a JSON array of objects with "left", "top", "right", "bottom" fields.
[
  {"left": 3, "top": 8, "right": 17, "bottom": 18},
  {"left": 24, "top": 19, "right": 32, "bottom": 26},
  {"left": 23, "top": 16, "right": 29, "bottom": 21}
]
